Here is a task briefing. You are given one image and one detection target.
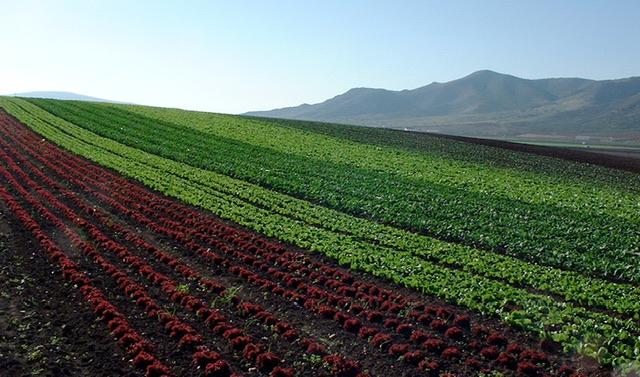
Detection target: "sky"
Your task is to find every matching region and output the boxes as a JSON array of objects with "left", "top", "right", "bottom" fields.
[{"left": 1, "top": 1, "right": 639, "bottom": 114}]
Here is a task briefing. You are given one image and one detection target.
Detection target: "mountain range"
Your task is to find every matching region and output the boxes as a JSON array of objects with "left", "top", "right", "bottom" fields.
[{"left": 245, "top": 70, "right": 640, "bottom": 141}]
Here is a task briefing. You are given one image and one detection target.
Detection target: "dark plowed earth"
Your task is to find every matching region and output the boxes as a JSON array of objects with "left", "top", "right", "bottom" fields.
[
  {"left": 0, "top": 111, "right": 610, "bottom": 376},
  {"left": 0, "top": 203, "right": 138, "bottom": 377}
]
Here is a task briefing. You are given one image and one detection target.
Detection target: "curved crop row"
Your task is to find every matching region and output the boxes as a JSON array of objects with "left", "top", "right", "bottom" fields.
[
  {"left": 1, "top": 108, "right": 533, "bottom": 376},
  {"left": 1, "top": 112, "right": 380, "bottom": 377},
  {"left": 1, "top": 98, "right": 639, "bottom": 371},
  {"left": 25, "top": 98, "right": 640, "bottom": 285},
  {"left": 5, "top": 98, "right": 639, "bottom": 322},
  {"left": 0, "top": 107, "right": 603, "bottom": 376}
]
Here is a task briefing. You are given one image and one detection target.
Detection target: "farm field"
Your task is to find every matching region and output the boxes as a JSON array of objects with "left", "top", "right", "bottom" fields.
[{"left": 0, "top": 96, "right": 639, "bottom": 377}]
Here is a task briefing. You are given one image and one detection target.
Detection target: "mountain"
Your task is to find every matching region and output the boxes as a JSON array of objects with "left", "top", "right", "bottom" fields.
[
  {"left": 5, "top": 91, "right": 127, "bottom": 104},
  {"left": 245, "top": 70, "right": 640, "bottom": 140}
]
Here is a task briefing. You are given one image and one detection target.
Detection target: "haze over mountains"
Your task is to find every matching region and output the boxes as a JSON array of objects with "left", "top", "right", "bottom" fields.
[{"left": 246, "top": 70, "right": 640, "bottom": 141}]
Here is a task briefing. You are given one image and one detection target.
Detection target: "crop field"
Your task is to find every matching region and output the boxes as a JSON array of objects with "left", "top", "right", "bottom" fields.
[{"left": 0, "top": 96, "right": 639, "bottom": 377}]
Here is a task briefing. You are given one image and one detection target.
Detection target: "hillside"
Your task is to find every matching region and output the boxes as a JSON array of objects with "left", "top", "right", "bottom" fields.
[
  {"left": 246, "top": 70, "right": 640, "bottom": 141},
  {"left": 1, "top": 97, "right": 640, "bottom": 375},
  {"left": 5, "top": 91, "right": 127, "bottom": 104}
]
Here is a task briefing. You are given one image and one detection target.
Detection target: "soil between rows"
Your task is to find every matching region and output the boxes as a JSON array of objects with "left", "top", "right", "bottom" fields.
[{"left": 0, "top": 203, "right": 138, "bottom": 377}]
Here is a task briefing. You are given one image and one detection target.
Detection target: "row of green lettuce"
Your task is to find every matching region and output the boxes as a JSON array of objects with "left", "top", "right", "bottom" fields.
[
  {"left": 1, "top": 96, "right": 638, "bottom": 369},
  {"left": 24, "top": 98, "right": 640, "bottom": 285}
]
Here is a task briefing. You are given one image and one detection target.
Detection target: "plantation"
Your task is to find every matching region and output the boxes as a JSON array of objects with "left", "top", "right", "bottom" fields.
[{"left": 0, "top": 96, "right": 639, "bottom": 376}]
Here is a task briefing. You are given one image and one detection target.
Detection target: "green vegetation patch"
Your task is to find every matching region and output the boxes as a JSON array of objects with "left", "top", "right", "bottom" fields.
[
  {"left": 3, "top": 96, "right": 640, "bottom": 368},
  {"left": 25, "top": 98, "right": 640, "bottom": 284}
]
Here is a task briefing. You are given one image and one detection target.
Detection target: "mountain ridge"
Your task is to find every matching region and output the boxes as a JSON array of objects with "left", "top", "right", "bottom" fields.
[{"left": 245, "top": 70, "right": 640, "bottom": 139}]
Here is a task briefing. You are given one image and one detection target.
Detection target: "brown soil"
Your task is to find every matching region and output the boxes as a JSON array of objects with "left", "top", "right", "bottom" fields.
[{"left": 0, "top": 203, "right": 138, "bottom": 377}]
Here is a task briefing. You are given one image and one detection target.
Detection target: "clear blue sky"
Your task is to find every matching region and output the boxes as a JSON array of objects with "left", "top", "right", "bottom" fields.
[{"left": 1, "top": 1, "right": 639, "bottom": 114}]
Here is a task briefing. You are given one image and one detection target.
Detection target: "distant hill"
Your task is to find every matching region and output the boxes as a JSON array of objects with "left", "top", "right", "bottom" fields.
[
  {"left": 5, "top": 91, "right": 128, "bottom": 104},
  {"left": 245, "top": 70, "right": 640, "bottom": 141}
]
